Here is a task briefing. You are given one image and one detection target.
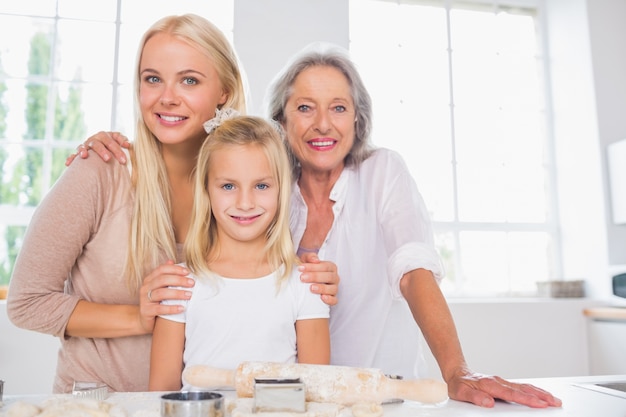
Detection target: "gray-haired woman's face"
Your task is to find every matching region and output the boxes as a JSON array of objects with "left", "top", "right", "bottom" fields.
[{"left": 281, "top": 65, "right": 355, "bottom": 177}]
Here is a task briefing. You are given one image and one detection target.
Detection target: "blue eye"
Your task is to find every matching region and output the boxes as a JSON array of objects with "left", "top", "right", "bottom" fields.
[
  {"left": 222, "top": 184, "right": 234, "bottom": 191},
  {"left": 145, "top": 75, "right": 160, "bottom": 83},
  {"left": 256, "top": 183, "right": 269, "bottom": 190},
  {"left": 297, "top": 104, "right": 311, "bottom": 112},
  {"left": 333, "top": 105, "right": 347, "bottom": 113},
  {"left": 183, "top": 77, "right": 198, "bottom": 85}
]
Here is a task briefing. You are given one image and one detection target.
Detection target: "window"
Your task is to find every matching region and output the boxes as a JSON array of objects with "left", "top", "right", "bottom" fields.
[
  {"left": 350, "top": 0, "right": 559, "bottom": 296},
  {"left": 0, "top": 1, "right": 233, "bottom": 287}
]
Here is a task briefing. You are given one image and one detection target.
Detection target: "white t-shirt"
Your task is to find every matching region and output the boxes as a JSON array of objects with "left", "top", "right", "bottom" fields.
[
  {"left": 290, "top": 148, "right": 444, "bottom": 379},
  {"left": 161, "top": 265, "right": 329, "bottom": 390}
]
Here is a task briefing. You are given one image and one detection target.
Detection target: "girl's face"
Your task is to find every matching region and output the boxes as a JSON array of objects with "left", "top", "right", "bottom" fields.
[
  {"left": 207, "top": 144, "right": 278, "bottom": 247},
  {"left": 282, "top": 65, "right": 356, "bottom": 178},
  {"left": 139, "top": 33, "right": 227, "bottom": 149}
]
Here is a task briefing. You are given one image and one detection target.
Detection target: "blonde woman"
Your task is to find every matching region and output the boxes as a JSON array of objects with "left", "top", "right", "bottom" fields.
[
  {"left": 149, "top": 113, "right": 329, "bottom": 391},
  {"left": 8, "top": 14, "right": 246, "bottom": 393}
]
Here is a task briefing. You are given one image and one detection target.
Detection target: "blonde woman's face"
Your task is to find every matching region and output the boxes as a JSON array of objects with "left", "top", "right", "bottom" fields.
[
  {"left": 207, "top": 144, "right": 278, "bottom": 248},
  {"left": 139, "top": 33, "right": 227, "bottom": 148}
]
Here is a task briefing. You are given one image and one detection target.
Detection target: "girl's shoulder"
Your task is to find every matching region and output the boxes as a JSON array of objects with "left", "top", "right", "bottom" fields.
[{"left": 282, "top": 265, "right": 312, "bottom": 294}]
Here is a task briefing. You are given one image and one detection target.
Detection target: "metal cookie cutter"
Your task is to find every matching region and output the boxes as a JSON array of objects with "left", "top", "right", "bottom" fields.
[
  {"left": 72, "top": 381, "right": 108, "bottom": 401},
  {"left": 253, "top": 377, "right": 306, "bottom": 413}
]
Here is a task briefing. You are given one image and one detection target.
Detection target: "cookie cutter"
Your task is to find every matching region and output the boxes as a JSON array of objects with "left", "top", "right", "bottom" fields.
[{"left": 253, "top": 377, "right": 306, "bottom": 413}]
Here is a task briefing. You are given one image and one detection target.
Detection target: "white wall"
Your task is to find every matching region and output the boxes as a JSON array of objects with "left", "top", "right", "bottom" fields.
[
  {"left": 0, "top": 301, "right": 59, "bottom": 395},
  {"left": 587, "top": 0, "right": 626, "bottom": 267},
  {"left": 233, "top": 0, "right": 349, "bottom": 116},
  {"left": 542, "top": 0, "right": 626, "bottom": 300},
  {"left": 543, "top": 0, "right": 609, "bottom": 300}
]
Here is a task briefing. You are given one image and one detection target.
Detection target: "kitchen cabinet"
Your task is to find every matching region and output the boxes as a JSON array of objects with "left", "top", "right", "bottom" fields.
[{"left": 584, "top": 307, "right": 626, "bottom": 375}]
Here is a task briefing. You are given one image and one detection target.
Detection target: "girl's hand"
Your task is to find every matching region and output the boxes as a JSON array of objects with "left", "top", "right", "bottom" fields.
[
  {"left": 139, "top": 261, "right": 195, "bottom": 333},
  {"left": 65, "top": 131, "right": 131, "bottom": 166},
  {"left": 298, "top": 252, "right": 340, "bottom": 306}
]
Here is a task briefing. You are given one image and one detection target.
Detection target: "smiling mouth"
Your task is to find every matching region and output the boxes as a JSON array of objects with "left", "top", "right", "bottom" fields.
[
  {"left": 158, "top": 114, "right": 186, "bottom": 122},
  {"left": 309, "top": 140, "right": 336, "bottom": 147},
  {"left": 231, "top": 214, "right": 262, "bottom": 221}
]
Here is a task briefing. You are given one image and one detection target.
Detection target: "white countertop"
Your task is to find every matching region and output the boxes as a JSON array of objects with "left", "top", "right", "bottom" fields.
[
  {"left": 1, "top": 375, "right": 624, "bottom": 416},
  {"left": 387, "top": 374, "right": 626, "bottom": 416}
]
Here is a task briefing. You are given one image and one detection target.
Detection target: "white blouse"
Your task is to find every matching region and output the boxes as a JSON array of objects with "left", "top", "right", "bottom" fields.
[{"left": 290, "top": 148, "right": 444, "bottom": 378}]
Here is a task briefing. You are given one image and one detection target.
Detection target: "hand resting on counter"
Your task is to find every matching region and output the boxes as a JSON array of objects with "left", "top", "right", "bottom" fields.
[{"left": 447, "top": 367, "right": 562, "bottom": 408}]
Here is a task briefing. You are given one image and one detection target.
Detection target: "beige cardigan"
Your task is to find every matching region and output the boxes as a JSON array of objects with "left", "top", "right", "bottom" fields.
[{"left": 7, "top": 154, "right": 152, "bottom": 393}]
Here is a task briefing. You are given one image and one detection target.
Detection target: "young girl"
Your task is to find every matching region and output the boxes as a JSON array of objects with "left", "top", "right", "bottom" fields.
[{"left": 149, "top": 112, "right": 330, "bottom": 391}]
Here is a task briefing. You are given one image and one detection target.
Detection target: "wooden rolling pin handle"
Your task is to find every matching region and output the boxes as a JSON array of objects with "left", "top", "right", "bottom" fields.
[
  {"left": 182, "top": 365, "right": 235, "bottom": 388},
  {"left": 380, "top": 377, "right": 448, "bottom": 404}
]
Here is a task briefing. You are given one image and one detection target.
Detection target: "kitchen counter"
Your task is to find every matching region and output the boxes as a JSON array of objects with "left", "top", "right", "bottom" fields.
[
  {"left": 583, "top": 306, "right": 626, "bottom": 320},
  {"left": 1, "top": 375, "right": 624, "bottom": 416}
]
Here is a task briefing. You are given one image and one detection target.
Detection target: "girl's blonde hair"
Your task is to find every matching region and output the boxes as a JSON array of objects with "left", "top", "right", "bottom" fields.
[
  {"left": 185, "top": 115, "right": 298, "bottom": 284},
  {"left": 125, "top": 14, "right": 247, "bottom": 290}
]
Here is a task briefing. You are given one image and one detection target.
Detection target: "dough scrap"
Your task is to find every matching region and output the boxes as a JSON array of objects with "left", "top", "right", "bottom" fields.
[
  {"left": 3, "top": 401, "right": 41, "bottom": 417},
  {"left": 351, "top": 403, "right": 383, "bottom": 417},
  {"left": 1, "top": 398, "right": 126, "bottom": 417}
]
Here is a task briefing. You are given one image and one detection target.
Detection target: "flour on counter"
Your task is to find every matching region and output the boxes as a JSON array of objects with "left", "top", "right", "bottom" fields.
[{"left": 0, "top": 398, "right": 126, "bottom": 417}]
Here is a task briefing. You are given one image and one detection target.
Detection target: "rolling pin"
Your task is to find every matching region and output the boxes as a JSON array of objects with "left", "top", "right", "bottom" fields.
[{"left": 182, "top": 361, "right": 448, "bottom": 405}]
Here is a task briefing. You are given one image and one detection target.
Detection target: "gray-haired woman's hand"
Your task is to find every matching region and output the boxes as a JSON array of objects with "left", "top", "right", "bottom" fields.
[
  {"left": 447, "top": 367, "right": 562, "bottom": 408},
  {"left": 298, "top": 252, "right": 340, "bottom": 306}
]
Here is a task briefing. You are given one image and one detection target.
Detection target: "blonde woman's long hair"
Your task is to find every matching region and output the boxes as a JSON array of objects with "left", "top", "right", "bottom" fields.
[
  {"left": 125, "top": 14, "right": 247, "bottom": 291},
  {"left": 185, "top": 116, "right": 298, "bottom": 285}
]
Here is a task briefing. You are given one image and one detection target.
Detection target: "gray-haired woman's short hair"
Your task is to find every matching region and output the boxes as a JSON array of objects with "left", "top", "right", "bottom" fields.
[{"left": 265, "top": 42, "right": 374, "bottom": 174}]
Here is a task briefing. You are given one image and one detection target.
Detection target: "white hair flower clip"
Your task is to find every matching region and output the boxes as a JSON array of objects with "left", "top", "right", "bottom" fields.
[{"left": 203, "top": 107, "right": 240, "bottom": 134}]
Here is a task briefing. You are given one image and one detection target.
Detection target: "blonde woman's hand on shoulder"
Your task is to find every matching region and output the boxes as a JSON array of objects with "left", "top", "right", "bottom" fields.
[{"left": 140, "top": 260, "right": 195, "bottom": 333}]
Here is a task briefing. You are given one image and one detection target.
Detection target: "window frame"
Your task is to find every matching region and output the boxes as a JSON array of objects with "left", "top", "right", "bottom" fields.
[
  {"left": 0, "top": 1, "right": 234, "bottom": 286},
  {"left": 348, "top": 0, "right": 562, "bottom": 297}
]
